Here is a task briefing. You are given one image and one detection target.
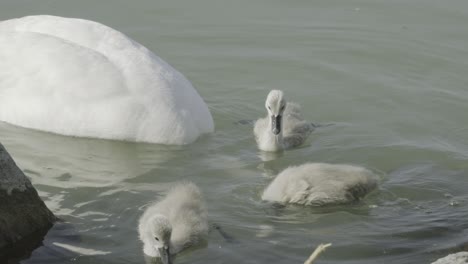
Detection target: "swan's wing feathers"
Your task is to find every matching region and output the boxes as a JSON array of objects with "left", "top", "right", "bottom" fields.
[
  {"left": 283, "top": 122, "right": 314, "bottom": 148},
  {"left": 282, "top": 134, "right": 305, "bottom": 149},
  {"left": 283, "top": 102, "right": 314, "bottom": 134},
  {"left": 282, "top": 102, "right": 314, "bottom": 148},
  {"left": 290, "top": 121, "right": 315, "bottom": 135},
  {"left": 284, "top": 102, "right": 302, "bottom": 116}
]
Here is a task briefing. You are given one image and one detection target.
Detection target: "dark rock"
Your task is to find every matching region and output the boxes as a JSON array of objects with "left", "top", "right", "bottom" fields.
[{"left": 0, "top": 143, "right": 56, "bottom": 262}]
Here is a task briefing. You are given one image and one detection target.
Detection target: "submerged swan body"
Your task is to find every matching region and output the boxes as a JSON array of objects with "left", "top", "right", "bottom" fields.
[
  {"left": 138, "top": 182, "right": 208, "bottom": 264},
  {"left": 262, "top": 163, "right": 378, "bottom": 206},
  {"left": 254, "top": 90, "right": 314, "bottom": 152},
  {"left": 0, "top": 15, "right": 214, "bottom": 145}
]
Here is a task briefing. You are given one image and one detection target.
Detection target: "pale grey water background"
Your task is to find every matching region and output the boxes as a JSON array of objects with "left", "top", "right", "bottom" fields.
[{"left": 1, "top": 0, "right": 468, "bottom": 263}]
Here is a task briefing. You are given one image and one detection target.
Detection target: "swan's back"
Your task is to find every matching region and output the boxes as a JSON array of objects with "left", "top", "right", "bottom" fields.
[
  {"left": 0, "top": 15, "right": 214, "bottom": 145},
  {"left": 282, "top": 103, "right": 314, "bottom": 148},
  {"left": 262, "top": 163, "right": 377, "bottom": 206}
]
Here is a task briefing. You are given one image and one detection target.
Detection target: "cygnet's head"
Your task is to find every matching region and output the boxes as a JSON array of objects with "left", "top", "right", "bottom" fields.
[
  {"left": 265, "top": 90, "right": 286, "bottom": 135},
  {"left": 148, "top": 215, "right": 173, "bottom": 264}
]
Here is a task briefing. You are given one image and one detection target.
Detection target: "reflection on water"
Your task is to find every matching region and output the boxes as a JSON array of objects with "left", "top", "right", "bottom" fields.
[{"left": 257, "top": 151, "right": 284, "bottom": 163}]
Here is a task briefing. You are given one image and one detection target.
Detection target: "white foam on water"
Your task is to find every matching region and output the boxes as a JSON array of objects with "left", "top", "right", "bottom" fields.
[{"left": 52, "top": 242, "right": 111, "bottom": 256}]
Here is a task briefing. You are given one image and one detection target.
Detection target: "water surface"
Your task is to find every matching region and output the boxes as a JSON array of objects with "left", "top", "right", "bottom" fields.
[{"left": 1, "top": 0, "right": 468, "bottom": 263}]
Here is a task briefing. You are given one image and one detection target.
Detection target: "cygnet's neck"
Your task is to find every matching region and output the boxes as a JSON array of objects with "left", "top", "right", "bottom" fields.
[{"left": 259, "top": 118, "right": 284, "bottom": 152}]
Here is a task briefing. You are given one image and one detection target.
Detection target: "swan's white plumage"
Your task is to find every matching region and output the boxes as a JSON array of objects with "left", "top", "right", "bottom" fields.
[
  {"left": 138, "top": 182, "right": 208, "bottom": 257},
  {"left": 254, "top": 90, "right": 314, "bottom": 151},
  {"left": 262, "top": 163, "right": 377, "bottom": 206},
  {"left": 0, "top": 15, "right": 214, "bottom": 144}
]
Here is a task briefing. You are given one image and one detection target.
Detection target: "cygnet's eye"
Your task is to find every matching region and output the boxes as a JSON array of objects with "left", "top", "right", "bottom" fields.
[
  {"left": 268, "top": 106, "right": 271, "bottom": 110},
  {"left": 280, "top": 105, "right": 285, "bottom": 111},
  {"left": 155, "top": 237, "right": 159, "bottom": 241}
]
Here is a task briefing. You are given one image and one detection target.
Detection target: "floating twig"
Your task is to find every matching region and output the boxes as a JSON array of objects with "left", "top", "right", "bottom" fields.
[{"left": 304, "top": 243, "right": 332, "bottom": 264}]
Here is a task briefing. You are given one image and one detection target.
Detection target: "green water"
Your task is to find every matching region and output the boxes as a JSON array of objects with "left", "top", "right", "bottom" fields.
[{"left": 1, "top": 0, "right": 468, "bottom": 263}]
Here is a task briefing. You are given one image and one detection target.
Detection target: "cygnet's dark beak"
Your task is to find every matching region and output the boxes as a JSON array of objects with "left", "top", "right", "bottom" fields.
[
  {"left": 271, "top": 115, "right": 282, "bottom": 135},
  {"left": 158, "top": 245, "right": 172, "bottom": 264}
]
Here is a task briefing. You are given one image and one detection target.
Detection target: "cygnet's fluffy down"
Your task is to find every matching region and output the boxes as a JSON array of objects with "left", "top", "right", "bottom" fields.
[
  {"left": 138, "top": 182, "right": 208, "bottom": 263},
  {"left": 0, "top": 15, "right": 214, "bottom": 145},
  {"left": 254, "top": 90, "right": 314, "bottom": 152},
  {"left": 431, "top": 252, "right": 468, "bottom": 264},
  {"left": 262, "top": 163, "right": 378, "bottom": 206}
]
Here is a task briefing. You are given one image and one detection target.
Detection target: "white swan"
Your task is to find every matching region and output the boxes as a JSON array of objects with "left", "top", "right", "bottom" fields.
[
  {"left": 0, "top": 15, "right": 214, "bottom": 145},
  {"left": 262, "top": 163, "right": 378, "bottom": 206},
  {"left": 254, "top": 90, "right": 314, "bottom": 152},
  {"left": 431, "top": 252, "right": 468, "bottom": 264},
  {"left": 138, "top": 182, "right": 208, "bottom": 264}
]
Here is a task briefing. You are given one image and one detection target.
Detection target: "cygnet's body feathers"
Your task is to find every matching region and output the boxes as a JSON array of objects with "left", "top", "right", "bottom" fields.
[
  {"left": 138, "top": 182, "right": 208, "bottom": 257},
  {"left": 262, "top": 163, "right": 377, "bottom": 206},
  {"left": 281, "top": 103, "right": 315, "bottom": 148}
]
